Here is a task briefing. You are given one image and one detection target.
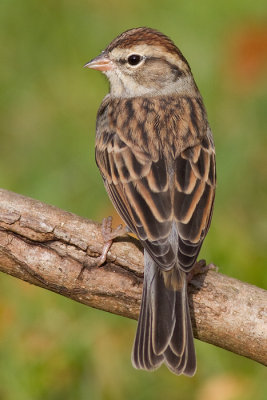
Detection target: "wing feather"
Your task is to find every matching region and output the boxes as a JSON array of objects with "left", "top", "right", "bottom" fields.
[
  {"left": 96, "top": 134, "right": 176, "bottom": 269},
  {"left": 174, "top": 137, "right": 216, "bottom": 271},
  {"left": 95, "top": 96, "right": 216, "bottom": 273}
]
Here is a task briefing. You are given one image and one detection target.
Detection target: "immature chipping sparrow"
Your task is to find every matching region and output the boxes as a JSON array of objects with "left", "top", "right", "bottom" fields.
[{"left": 84, "top": 27, "right": 216, "bottom": 376}]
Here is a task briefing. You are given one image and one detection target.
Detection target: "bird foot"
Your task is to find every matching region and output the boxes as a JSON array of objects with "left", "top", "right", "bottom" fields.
[
  {"left": 187, "top": 259, "right": 218, "bottom": 284},
  {"left": 77, "top": 217, "right": 129, "bottom": 279},
  {"left": 94, "top": 216, "right": 129, "bottom": 268}
]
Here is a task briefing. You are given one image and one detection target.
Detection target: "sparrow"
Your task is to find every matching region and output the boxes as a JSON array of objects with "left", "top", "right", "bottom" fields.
[{"left": 84, "top": 27, "right": 216, "bottom": 376}]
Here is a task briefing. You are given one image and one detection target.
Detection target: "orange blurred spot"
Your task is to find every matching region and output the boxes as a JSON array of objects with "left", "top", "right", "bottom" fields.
[
  {"left": 197, "top": 374, "right": 252, "bottom": 400},
  {"left": 223, "top": 22, "right": 267, "bottom": 91}
]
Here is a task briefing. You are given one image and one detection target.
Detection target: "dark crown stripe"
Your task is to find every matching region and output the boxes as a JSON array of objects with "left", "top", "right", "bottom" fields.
[{"left": 106, "top": 27, "right": 190, "bottom": 68}]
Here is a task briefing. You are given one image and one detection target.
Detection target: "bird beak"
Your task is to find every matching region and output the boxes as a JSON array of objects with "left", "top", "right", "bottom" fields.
[{"left": 83, "top": 53, "right": 113, "bottom": 72}]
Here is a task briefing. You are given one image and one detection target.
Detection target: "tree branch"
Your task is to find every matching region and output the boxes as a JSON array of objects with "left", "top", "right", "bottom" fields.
[{"left": 0, "top": 188, "right": 266, "bottom": 366}]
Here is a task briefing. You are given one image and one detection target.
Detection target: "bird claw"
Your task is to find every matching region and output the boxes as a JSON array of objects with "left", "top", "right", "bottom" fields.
[
  {"left": 187, "top": 259, "right": 218, "bottom": 284},
  {"left": 101, "top": 216, "right": 127, "bottom": 242},
  {"left": 77, "top": 216, "right": 128, "bottom": 279}
]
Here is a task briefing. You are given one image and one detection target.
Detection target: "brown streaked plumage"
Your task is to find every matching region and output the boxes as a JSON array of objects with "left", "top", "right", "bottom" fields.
[{"left": 85, "top": 27, "right": 216, "bottom": 376}]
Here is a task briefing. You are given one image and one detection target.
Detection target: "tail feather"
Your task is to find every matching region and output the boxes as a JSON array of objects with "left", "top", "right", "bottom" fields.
[
  {"left": 164, "top": 343, "right": 187, "bottom": 374},
  {"left": 132, "top": 251, "right": 196, "bottom": 376},
  {"left": 151, "top": 267, "right": 176, "bottom": 355},
  {"left": 182, "top": 300, "right": 196, "bottom": 376},
  {"left": 132, "top": 273, "right": 163, "bottom": 370},
  {"left": 169, "top": 288, "right": 186, "bottom": 356}
]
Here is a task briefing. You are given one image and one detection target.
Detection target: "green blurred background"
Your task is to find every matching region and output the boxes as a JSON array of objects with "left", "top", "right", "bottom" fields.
[{"left": 0, "top": 0, "right": 266, "bottom": 399}]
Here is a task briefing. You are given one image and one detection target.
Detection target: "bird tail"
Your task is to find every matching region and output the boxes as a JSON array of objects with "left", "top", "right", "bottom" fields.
[{"left": 131, "top": 250, "right": 196, "bottom": 376}]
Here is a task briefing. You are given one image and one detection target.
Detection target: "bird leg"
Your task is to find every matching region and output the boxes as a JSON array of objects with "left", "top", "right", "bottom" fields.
[
  {"left": 187, "top": 259, "right": 218, "bottom": 285},
  {"left": 77, "top": 216, "right": 129, "bottom": 279},
  {"left": 94, "top": 216, "right": 129, "bottom": 267}
]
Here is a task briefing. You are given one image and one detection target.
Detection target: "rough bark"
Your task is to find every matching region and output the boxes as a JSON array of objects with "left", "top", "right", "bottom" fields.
[{"left": 0, "top": 188, "right": 266, "bottom": 366}]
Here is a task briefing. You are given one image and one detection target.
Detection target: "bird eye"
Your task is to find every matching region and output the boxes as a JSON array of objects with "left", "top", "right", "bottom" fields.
[{"left": 127, "top": 54, "right": 142, "bottom": 66}]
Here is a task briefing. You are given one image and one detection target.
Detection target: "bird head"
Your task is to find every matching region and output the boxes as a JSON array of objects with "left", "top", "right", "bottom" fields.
[{"left": 84, "top": 27, "right": 197, "bottom": 98}]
